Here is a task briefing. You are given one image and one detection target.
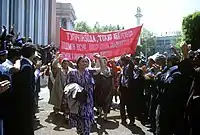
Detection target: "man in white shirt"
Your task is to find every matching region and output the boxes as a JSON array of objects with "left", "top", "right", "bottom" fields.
[{"left": 2, "top": 48, "right": 21, "bottom": 76}]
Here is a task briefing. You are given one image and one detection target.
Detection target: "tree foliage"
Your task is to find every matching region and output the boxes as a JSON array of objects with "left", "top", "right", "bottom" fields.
[
  {"left": 139, "top": 28, "right": 156, "bottom": 57},
  {"left": 74, "top": 21, "right": 92, "bottom": 32},
  {"left": 182, "top": 11, "right": 200, "bottom": 50},
  {"left": 175, "top": 34, "right": 183, "bottom": 48},
  {"left": 74, "top": 21, "right": 124, "bottom": 32}
]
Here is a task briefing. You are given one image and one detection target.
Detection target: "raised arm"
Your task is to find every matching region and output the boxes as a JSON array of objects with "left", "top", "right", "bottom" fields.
[
  {"left": 52, "top": 53, "right": 62, "bottom": 71},
  {"left": 93, "top": 53, "right": 106, "bottom": 73},
  {"left": 180, "top": 42, "right": 190, "bottom": 60}
]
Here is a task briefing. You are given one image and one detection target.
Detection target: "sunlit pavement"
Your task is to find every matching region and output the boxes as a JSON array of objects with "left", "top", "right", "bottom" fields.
[{"left": 35, "top": 80, "right": 153, "bottom": 135}]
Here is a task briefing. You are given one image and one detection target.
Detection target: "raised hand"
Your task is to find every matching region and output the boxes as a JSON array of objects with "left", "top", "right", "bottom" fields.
[
  {"left": 2, "top": 25, "right": 6, "bottom": 30},
  {"left": 56, "top": 52, "right": 62, "bottom": 59},
  {"left": 10, "top": 67, "right": 20, "bottom": 74},
  {"left": 0, "top": 80, "right": 10, "bottom": 94},
  {"left": 93, "top": 53, "right": 101, "bottom": 59},
  {"left": 180, "top": 42, "right": 189, "bottom": 58}
]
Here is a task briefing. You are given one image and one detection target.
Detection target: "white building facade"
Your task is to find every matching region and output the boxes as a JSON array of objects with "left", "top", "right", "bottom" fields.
[
  {"left": 155, "top": 35, "right": 180, "bottom": 54},
  {"left": 0, "top": 0, "right": 57, "bottom": 45},
  {"left": 56, "top": 2, "right": 76, "bottom": 47}
]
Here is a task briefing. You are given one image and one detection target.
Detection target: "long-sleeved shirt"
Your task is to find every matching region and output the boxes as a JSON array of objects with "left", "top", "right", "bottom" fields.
[
  {"left": 120, "top": 65, "right": 129, "bottom": 87},
  {"left": 2, "top": 59, "right": 13, "bottom": 71},
  {"left": 1, "top": 59, "right": 13, "bottom": 78},
  {"left": 34, "top": 69, "right": 40, "bottom": 83}
]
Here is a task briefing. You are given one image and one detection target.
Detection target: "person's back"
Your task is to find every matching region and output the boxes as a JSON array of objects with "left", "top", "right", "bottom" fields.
[{"left": 13, "top": 44, "right": 36, "bottom": 135}]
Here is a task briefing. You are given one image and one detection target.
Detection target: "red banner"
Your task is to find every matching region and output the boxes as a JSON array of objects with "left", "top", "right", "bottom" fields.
[{"left": 60, "top": 25, "right": 142, "bottom": 60}]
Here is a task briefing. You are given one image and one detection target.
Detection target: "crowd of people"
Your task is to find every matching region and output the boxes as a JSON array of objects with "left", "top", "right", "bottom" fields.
[
  {"left": 0, "top": 24, "right": 200, "bottom": 135},
  {"left": 45, "top": 43, "right": 200, "bottom": 135}
]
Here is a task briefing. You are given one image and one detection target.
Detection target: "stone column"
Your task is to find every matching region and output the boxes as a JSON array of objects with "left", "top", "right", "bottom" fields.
[
  {"left": 37, "top": 0, "right": 43, "bottom": 44},
  {"left": 24, "top": 0, "right": 30, "bottom": 36},
  {"left": 28, "top": 0, "right": 35, "bottom": 39},
  {"left": 67, "top": 20, "right": 71, "bottom": 30},
  {"left": 56, "top": 3, "right": 77, "bottom": 48},
  {"left": 0, "top": 0, "right": 2, "bottom": 27},
  {"left": 1, "top": 0, "right": 10, "bottom": 28},
  {"left": 17, "top": 0, "right": 25, "bottom": 36},
  {"left": 48, "top": 0, "right": 56, "bottom": 45},
  {"left": 56, "top": 16, "right": 61, "bottom": 47},
  {"left": 43, "top": 0, "right": 49, "bottom": 45},
  {"left": 13, "top": 0, "right": 19, "bottom": 33},
  {"left": 34, "top": 0, "right": 39, "bottom": 43}
]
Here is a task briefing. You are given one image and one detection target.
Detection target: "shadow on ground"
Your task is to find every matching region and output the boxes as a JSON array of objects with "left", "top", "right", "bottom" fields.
[
  {"left": 45, "top": 113, "right": 72, "bottom": 131},
  {"left": 34, "top": 107, "right": 47, "bottom": 131},
  {"left": 44, "top": 112, "right": 146, "bottom": 135},
  {"left": 107, "top": 115, "right": 146, "bottom": 135},
  {"left": 45, "top": 112, "right": 120, "bottom": 134},
  {"left": 124, "top": 124, "right": 146, "bottom": 135},
  {"left": 34, "top": 119, "right": 47, "bottom": 131},
  {"left": 91, "top": 118, "right": 119, "bottom": 135}
]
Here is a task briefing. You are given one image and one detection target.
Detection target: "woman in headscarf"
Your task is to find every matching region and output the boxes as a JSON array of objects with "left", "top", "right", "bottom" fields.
[
  {"left": 48, "top": 53, "right": 72, "bottom": 116},
  {"left": 66, "top": 54, "right": 105, "bottom": 135},
  {"left": 93, "top": 57, "right": 113, "bottom": 120}
]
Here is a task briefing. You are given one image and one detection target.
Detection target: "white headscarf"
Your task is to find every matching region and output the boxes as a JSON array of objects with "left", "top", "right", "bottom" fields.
[{"left": 85, "top": 56, "right": 92, "bottom": 68}]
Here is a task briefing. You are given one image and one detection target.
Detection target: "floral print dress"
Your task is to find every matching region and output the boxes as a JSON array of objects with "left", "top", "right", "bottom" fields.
[{"left": 66, "top": 69, "right": 95, "bottom": 135}]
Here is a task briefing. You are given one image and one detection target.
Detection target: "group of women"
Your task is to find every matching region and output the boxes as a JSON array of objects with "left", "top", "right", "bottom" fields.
[{"left": 46, "top": 53, "right": 115, "bottom": 135}]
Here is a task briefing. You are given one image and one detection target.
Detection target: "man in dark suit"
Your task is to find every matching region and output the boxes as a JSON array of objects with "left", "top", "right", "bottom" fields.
[
  {"left": 119, "top": 55, "right": 136, "bottom": 125},
  {"left": 12, "top": 43, "right": 36, "bottom": 135},
  {"left": 0, "top": 40, "right": 17, "bottom": 135}
]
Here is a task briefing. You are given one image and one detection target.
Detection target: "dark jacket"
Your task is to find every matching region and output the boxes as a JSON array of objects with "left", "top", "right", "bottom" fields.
[
  {"left": 0, "top": 65, "right": 14, "bottom": 135},
  {"left": 12, "top": 58, "right": 35, "bottom": 135}
]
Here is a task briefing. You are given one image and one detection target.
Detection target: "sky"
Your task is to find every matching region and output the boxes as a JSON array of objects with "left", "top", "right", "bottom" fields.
[{"left": 56, "top": 0, "right": 200, "bottom": 34}]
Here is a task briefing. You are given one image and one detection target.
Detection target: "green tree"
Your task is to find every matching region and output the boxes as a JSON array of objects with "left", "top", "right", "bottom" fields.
[
  {"left": 182, "top": 11, "right": 200, "bottom": 50},
  {"left": 74, "top": 21, "right": 124, "bottom": 32},
  {"left": 134, "top": 45, "right": 144, "bottom": 56},
  {"left": 175, "top": 34, "right": 183, "bottom": 48},
  {"left": 74, "top": 21, "right": 92, "bottom": 32},
  {"left": 95, "top": 23, "right": 124, "bottom": 32},
  {"left": 93, "top": 22, "right": 101, "bottom": 32},
  {"left": 101, "top": 25, "right": 109, "bottom": 32},
  {"left": 139, "top": 28, "right": 156, "bottom": 57}
]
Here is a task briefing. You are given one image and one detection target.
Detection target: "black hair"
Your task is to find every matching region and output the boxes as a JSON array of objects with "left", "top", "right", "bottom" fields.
[
  {"left": 61, "top": 59, "right": 69, "bottom": 67},
  {"left": 7, "top": 47, "right": 21, "bottom": 60},
  {"left": 134, "top": 56, "right": 141, "bottom": 64},
  {"left": 167, "top": 54, "right": 180, "bottom": 66},
  {"left": 102, "top": 56, "right": 107, "bottom": 61},
  {"left": 21, "top": 43, "right": 36, "bottom": 58},
  {"left": 120, "top": 55, "right": 130, "bottom": 65},
  {"left": 155, "top": 54, "right": 166, "bottom": 62},
  {"left": 76, "top": 56, "right": 84, "bottom": 69}
]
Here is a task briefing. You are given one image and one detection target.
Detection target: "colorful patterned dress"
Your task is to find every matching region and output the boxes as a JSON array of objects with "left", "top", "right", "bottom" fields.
[{"left": 66, "top": 69, "right": 95, "bottom": 135}]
